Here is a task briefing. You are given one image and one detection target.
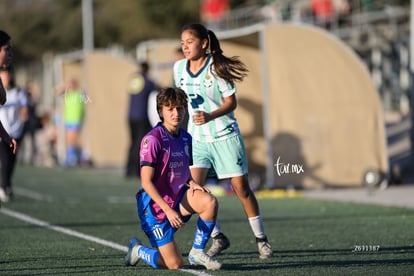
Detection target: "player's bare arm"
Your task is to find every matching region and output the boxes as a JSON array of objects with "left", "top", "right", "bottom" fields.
[
  {"left": 141, "top": 165, "right": 184, "bottom": 228},
  {"left": 194, "top": 94, "right": 236, "bottom": 125}
]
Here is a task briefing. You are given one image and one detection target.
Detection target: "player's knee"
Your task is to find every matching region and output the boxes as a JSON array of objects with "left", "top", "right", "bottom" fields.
[
  {"left": 209, "top": 195, "right": 219, "bottom": 212},
  {"left": 199, "top": 193, "right": 218, "bottom": 214}
]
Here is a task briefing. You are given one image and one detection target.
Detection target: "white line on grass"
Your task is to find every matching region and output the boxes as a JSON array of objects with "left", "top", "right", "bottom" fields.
[
  {"left": 14, "top": 187, "right": 135, "bottom": 205},
  {"left": 14, "top": 187, "right": 55, "bottom": 202},
  {"left": 1, "top": 207, "right": 213, "bottom": 276},
  {"left": 1, "top": 207, "right": 128, "bottom": 251}
]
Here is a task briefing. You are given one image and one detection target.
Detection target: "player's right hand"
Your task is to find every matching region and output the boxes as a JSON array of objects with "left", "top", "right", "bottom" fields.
[
  {"left": 165, "top": 209, "right": 183, "bottom": 228},
  {"left": 10, "top": 139, "right": 17, "bottom": 154}
]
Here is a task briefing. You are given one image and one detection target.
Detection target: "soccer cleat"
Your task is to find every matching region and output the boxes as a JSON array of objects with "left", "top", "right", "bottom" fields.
[
  {"left": 256, "top": 237, "right": 273, "bottom": 259},
  {"left": 0, "top": 188, "right": 9, "bottom": 203},
  {"left": 206, "top": 233, "right": 230, "bottom": 257},
  {"left": 124, "top": 237, "right": 142, "bottom": 266},
  {"left": 188, "top": 248, "right": 222, "bottom": 270}
]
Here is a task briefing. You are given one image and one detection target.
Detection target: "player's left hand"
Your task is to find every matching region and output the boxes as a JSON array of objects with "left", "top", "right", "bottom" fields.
[{"left": 189, "top": 181, "right": 211, "bottom": 195}]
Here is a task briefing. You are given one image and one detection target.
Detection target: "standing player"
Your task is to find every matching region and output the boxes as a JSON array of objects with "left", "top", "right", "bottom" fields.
[
  {"left": 124, "top": 87, "right": 221, "bottom": 270},
  {"left": 0, "top": 66, "right": 28, "bottom": 202},
  {"left": 173, "top": 23, "right": 273, "bottom": 259},
  {"left": 0, "top": 30, "right": 17, "bottom": 203},
  {"left": 126, "top": 62, "right": 156, "bottom": 178},
  {"left": 0, "top": 30, "right": 17, "bottom": 154}
]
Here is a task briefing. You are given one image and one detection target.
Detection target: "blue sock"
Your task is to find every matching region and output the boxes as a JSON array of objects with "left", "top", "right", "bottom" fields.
[
  {"left": 193, "top": 217, "right": 216, "bottom": 249},
  {"left": 66, "top": 146, "right": 77, "bottom": 166},
  {"left": 137, "top": 246, "right": 160, "bottom": 268}
]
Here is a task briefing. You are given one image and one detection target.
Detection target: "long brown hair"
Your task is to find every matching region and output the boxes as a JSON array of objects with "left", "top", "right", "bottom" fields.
[{"left": 181, "top": 23, "right": 248, "bottom": 88}]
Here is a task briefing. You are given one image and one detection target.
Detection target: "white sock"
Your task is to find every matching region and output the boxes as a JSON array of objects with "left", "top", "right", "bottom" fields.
[
  {"left": 210, "top": 221, "right": 222, "bottom": 238},
  {"left": 248, "top": 215, "right": 266, "bottom": 239}
]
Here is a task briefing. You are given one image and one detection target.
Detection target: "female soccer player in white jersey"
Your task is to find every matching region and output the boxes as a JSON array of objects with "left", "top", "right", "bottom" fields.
[{"left": 173, "top": 23, "right": 272, "bottom": 259}]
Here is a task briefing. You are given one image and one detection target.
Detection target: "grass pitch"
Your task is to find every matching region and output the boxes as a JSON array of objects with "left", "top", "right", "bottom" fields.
[{"left": 1, "top": 166, "right": 413, "bottom": 275}]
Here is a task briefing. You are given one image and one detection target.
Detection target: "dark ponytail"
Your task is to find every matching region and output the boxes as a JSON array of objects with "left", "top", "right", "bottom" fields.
[
  {"left": 207, "top": 30, "right": 248, "bottom": 87},
  {"left": 0, "top": 30, "right": 10, "bottom": 47}
]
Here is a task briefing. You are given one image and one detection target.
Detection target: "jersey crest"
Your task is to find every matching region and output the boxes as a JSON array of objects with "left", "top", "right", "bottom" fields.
[{"left": 203, "top": 74, "right": 213, "bottom": 88}]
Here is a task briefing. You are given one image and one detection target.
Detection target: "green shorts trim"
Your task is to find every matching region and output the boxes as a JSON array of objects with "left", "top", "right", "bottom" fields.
[{"left": 192, "top": 134, "right": 248, "bottom": 179}]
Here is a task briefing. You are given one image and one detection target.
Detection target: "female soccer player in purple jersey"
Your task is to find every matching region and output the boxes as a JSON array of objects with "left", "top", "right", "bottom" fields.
[
  {"left": 124, "top": 87, "right": 221, "bottom": 270},
  {"left": 173, "top": 23, "right": 272, "bottom": 259}
]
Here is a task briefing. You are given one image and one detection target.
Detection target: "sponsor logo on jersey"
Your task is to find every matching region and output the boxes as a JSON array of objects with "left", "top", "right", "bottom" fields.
[
  {"left": 143, "top": 138, "right": 149, "bottom": 147},
  {"left": 169, "top": 161, "right": 184, "bottom": 169},
  {"left": 171, "top": 151, "right": 184, "bottom": 157}
]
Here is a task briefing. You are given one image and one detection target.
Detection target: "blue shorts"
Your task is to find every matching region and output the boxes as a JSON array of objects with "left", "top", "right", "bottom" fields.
[
  {"left": 65, "top": 122, "right": 81, "bottom": 131},
  {"left": 136, "top": 186, "right": 191, "bottom": 248},
  {"left": 192, "top": 134, "right": 248, "bottom": 179}
]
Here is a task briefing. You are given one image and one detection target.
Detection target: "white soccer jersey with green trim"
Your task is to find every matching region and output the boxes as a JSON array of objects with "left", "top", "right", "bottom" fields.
[{"left": 174, "top": 55, "right": 240, "bottom": 142}]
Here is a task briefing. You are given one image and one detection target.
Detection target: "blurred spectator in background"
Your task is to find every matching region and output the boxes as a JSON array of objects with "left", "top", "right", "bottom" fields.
[
  {"left": 311, "top": 0, "right": 335, "bottom": 29},
  {"left": 35, "top": 111, "right": 57, "bottom": 167},
  {"left": 261, "top": 0, "right": 279, "bottom": 23},
  {"left": 126, "top": 62, "right": 156, "bottom": 178},
  {"left": 200, "top": 0, "right": 230, "bottom": 30},
  {"left": 20, "top": 80, "right": 41, "bottom": 165},
  {"left": 361, "top": 0, "right": 375, "bottom": 11},
  {"left": 333, "top": 0, "right": 351, "bottom": 27},
  {"left": 0, "top": 66, "right": 28, "bottom": 202},
  {"left": 55, "top": 78, "right": 89, "bottom": 167}
]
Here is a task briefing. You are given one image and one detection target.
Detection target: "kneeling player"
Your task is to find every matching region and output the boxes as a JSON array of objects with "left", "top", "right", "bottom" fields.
[{"left": 124, "top": 87, "right": 221, "bottom": 270}]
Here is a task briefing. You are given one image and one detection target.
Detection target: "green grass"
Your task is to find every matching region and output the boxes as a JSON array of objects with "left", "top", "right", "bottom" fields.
[{"left": 1, "top": 166, "right": 413, "bottom": 275}]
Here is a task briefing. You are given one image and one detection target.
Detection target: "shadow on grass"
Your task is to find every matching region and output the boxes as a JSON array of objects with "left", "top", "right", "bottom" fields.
[
  {"left": 221, "top": 258, "right": 414, "bottom": 271},
  {"left": 0, "top": 254, "right": 126, "bottom": 275},
  {"left": 218, "top": 211, "right": 414, "bottom": 224},
  {"left": 220, "top": 246, "right": 414, "bottom": 271},
  {"left": 1, "top": 265, "right": 124, "bottom": 276}
]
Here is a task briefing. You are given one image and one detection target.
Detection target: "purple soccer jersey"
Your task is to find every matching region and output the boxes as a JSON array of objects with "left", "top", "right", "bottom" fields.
[{"left": 140, "top": 124, "right": 192, "bottom": 222}]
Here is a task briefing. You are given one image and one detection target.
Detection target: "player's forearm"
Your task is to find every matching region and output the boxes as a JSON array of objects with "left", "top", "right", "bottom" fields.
[
  {"left": 209, "top": 95, "right": 236, "bottom": 120},
  {"left": 141, "top": 180, "right": 173, "bottom": 212}
]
